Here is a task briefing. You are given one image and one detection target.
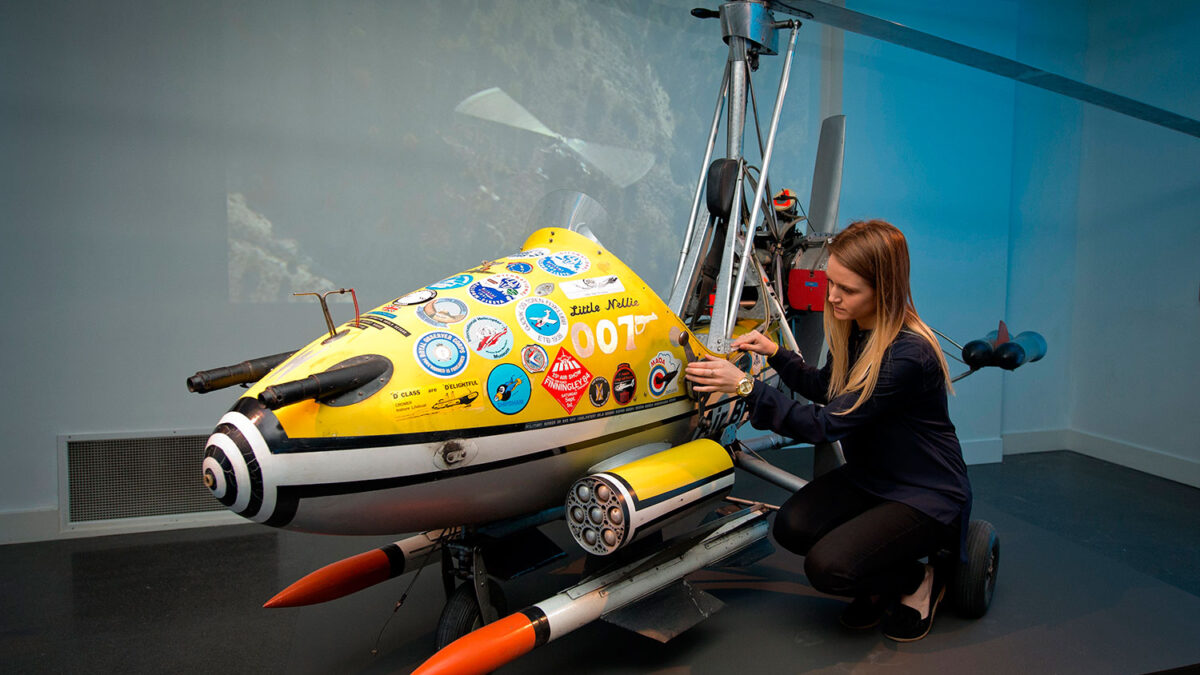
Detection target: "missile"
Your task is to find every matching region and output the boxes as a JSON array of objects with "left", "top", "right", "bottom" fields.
[
  {"left": 264, "top": 528, "right": 452, "bottom": 608},
  {"left": 413, "top": 506, "right": 769, "bottom": 675}
]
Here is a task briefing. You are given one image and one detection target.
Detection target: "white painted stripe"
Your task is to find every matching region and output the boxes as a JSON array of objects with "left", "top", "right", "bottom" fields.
[{"left": 208, "top": 433, "right": 251, "bottom": 514}]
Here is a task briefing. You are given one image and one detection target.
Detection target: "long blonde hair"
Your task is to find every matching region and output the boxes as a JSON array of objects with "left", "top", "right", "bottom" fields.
[{"left": 823, "top": 220, "right": 952, "bottom": 414}]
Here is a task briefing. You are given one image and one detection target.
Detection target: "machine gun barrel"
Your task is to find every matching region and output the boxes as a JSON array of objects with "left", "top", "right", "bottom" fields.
[
  {"left": 187, "top": 351, "right": 297, "bottom": 394},
  {"left": 258, "top": 358, "right": 390, "bottom": 410}
]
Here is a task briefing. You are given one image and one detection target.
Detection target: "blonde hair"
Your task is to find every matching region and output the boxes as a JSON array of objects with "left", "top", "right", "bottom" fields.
[{"left": 823, "top": 220, "right": 952, "bottom": 414}]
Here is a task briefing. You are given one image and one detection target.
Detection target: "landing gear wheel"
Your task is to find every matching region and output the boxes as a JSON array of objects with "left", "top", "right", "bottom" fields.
[
  {"left": 434, "top": 579, "right": 507, "bottom": 649},
  {"left": 950, "top": 519, "right": 999, "bottom": 619}
]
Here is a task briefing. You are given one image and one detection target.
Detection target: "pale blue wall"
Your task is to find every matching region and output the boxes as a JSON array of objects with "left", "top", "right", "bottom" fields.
[
  {"left": 1069, "top": 2, "right": 1200, "bottom": 461},
  {"left": 1003, "top": 0, "right": 1087, "bottom": 434},
  {"left": 840, "top": 0, "right": 1019, "bottom": 462}
]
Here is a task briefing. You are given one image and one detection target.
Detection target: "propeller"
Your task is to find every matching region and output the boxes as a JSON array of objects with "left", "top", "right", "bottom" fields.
[
  {"left": 806, "top": 114, "right": 845, "bottom": 235},
  {"left": 454, "top": 87, "right": 656, "bottom": 188}
]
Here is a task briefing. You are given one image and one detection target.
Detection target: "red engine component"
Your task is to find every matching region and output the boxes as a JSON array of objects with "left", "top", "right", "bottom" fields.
[{"left": 788, "top": 268, "right": 827, "bottom": 312}]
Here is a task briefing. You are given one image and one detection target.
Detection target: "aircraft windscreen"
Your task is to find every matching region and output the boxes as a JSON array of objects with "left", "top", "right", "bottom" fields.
[{"left": 530, "top": 191, "right": 607, "bottom": 245}]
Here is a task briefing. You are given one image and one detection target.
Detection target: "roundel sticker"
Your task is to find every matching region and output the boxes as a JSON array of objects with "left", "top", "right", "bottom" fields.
[
  {"left": 428, "top": 274, "right": 473, "bottom": 290},
  {"left": 487, "top": 363, "right": 530, "bottom": 415},
  {"left": 648, "top": 351, "right": 682, "bottom": 397},
  {"left": 521, "top": 344, "right": 548, "bottom": 373},
  {"left": 516, "top": 297, "right": 567, "bottom": 345},
  {"left": 589, "top": 377, "right": 611, "bottom": 408},
  {"left": 468, "top": 273, "right": 530, "bottom": 306},
  {"left": 505, "top": 262, "right": 533, "bottom": 274},
  {"left": 414, "top": 332, "right": 469, "bottom": 378},
  {"left": 464, "top": 316, "right": 513, "bottom": 360},
  {"left": 416, "top": 297, "right": 469, "bottom": 328},
  {"left": 390, "top": 288, "right": 437, "bottom": 307},
  {"left": 509, "top": 247, "right": 550, "bottom": 259},
  {"left": 537, "top": 251, "right": 591, "bottom": 277}
]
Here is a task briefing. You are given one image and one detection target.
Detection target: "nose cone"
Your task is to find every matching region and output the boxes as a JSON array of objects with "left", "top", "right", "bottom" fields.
[{"left": 202, "top": 399, "right": 273, "bottom": 521}]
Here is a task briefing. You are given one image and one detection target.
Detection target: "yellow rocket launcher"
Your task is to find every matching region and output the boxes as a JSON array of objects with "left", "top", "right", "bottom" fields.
[{"left": 565, "top": 439, "right": 734, "bottom": 556}]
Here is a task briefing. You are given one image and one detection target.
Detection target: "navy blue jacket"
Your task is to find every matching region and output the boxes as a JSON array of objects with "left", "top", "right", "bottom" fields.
[{"left": 746, "top": 329, "right": 971, "bottom": 538}]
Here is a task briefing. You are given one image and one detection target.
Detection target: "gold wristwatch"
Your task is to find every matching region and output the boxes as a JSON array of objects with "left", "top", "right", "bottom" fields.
[{"left": 736, "top": 375, "right": 755, "bottom": 397}]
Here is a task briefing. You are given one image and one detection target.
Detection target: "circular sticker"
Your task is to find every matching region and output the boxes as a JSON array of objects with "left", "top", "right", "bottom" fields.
[
  {"left": 509, "top": 247, "right": 550, "bottom": 259},
  {"left": 516, "top": 297, "right": 568, "bottom": 345},
  {"left": 487, "top": 363, "right": 530, "bottom": 415},
  {"left": 468, "top": 273, "right": 530, "bottom": 306},
  {"left": 414, "top": 332, "right": 469, "bottom": 379},
  {"left": 534, "top": 282, "right": 555, "bottom": 297},
  {"left": 428, "top": 274, "right": 473, "bottom": 290},
  {"left": 417, "top": 297, "right": 469, "bottom": 327},
  {"left": 464, "top": 316, "right": 513, "bottom": 360},
  {"left": 521, "top": 344, "right": 548, "bottom": 373},
  {"left": 537, "top": 251, "right": 591, "bottom": 277},
  {"left": 589, "top": 377, "right": 611, "bottom": 408},
  {"left": 390, "top": 289, "right": 437, "bottom": 306},
  {"left": 613, "top": 363, "right": 636, "bottom": 405},
  {"left": 505, "top": 262, "right": 533, "bottom": 274}
]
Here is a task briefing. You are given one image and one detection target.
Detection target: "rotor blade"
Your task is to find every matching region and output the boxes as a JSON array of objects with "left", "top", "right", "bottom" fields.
[
  {"left": 807, "top": 114, "right": 844, "bottom": 234},
  {"left": 564, "top": 137, "right": 656, "bottom": 188},
  {"left": 770, "top": 0, "right": 1200, "bottom": 139},
  {"left": 454, "top": 87, "right": 560, "bottom": 139}
]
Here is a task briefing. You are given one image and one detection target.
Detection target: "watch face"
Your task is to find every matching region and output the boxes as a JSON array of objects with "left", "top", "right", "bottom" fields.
[{"left": 737, "top": 377, "right": 754, "bottom": 396}]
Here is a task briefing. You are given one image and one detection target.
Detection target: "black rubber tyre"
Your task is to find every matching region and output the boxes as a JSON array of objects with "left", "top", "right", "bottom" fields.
[
  {"left": 950, "top": 519, "right": 999, "bottom": 619},
  {"left": 434, "top": 579, "right": 507, "bottom": 650}
]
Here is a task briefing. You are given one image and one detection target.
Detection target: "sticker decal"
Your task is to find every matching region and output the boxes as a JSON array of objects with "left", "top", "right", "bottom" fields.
[
  {"left": 521, "top": 344, "right": 548, "bottom": 373},
  {"left": 537, "top": 251, "right": 591, "bottom": 277},
  {"left": 432, "top": 389, "right": 480, "bottom": 410},
  {"left": 487, "top": 363, "right": 530, "bottom": 415},
  {"left": 505, "top": 262, "right": 533, "bottom": 274},
  {"left": 464, "top": 316, "right": 514, "bottom": 360},
  {"left": 416, "top": 297, "right": 469, "bottom": 328},
  {"left": 468, "top": 273, "right": 530, "bottom": 306},
  {"left": 516, "top": 297, "right": 568, "bottom": 346},
  {"left": 534, "top": 283, "right": 555, "bottom": 297},
  {"left": 613, "top": 363, "right": 636, "bottom": 405},
  {"left": 414, "top": 331, "right": 470, "bottom": 379},
  {"left": 648, "top": 351, "right": 682, "bottom": 397},
  {"left": 509, "top": 247, "right": 550, "bottom": 259},
  {"left": 428, "top": 274, "right": 473, "bottom": 290},
  {"left": 588, "top": 377, "right": 611, "bottom": 408},
  {"left": 541, "top": 347, "right": 593, "bottom": 414},
  {"left": 358, "top": 315, "right": 411, "bottom": 336},
  {"left": 465, "top": 260, "right": 500, "bottom": 274},
  {"left": 569, "top": 312, "right": 659, "bottom": 358},
  {"left": 560, "top": 275, "right": 625, "bottom": 300},
  {"left": 391, "top": 387, "right": 434, "bottom": 420},
  {"left": 389, "top": 289, "right": 437, "bottom": 307}
]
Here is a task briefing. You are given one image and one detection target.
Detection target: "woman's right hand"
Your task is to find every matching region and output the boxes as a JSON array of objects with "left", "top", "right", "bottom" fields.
[{"left": 730, "top": 330, "right": 780, "bottom": 357}]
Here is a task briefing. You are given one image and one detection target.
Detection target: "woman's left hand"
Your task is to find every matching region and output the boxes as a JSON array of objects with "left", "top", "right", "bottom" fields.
[{"left": 684, "top": 354, "right": 747, "bottom": 394}]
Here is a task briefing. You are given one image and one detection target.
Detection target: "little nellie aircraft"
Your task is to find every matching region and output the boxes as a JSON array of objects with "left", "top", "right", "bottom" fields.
[{"left": 179, "top": 0, "right": 1194, "bottom": 670}]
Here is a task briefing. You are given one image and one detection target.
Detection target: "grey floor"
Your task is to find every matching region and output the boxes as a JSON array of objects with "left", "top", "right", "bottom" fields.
[{"left": 4, "top": 450, "right": 1200, "bottom": 674}]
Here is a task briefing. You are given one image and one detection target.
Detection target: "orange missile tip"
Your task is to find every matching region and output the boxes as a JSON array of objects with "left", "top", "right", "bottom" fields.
[
  {"left": 264, "top": 548, "right": 393, "bottom": 608},
  {"left": 412, "top": 612, "right": 538, "bottom": 675}
]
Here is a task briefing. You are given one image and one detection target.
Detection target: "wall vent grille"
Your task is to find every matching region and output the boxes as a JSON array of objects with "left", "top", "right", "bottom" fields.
[{"left": 64, "top": 432, "right": 223, "bottom": 524}]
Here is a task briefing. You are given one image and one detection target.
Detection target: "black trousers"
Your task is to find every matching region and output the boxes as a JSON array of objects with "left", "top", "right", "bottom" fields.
[{"left": 772, "top": 468, "right": 955, "bottom": 599}]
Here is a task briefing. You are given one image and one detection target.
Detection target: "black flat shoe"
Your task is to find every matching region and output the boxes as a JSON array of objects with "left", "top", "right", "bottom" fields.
[
  {"left": 881, "top": 582, "right": 945, "bottom": 642},
  {"left": 840, "top": 595, "right": 887, "bottom": 629}
]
